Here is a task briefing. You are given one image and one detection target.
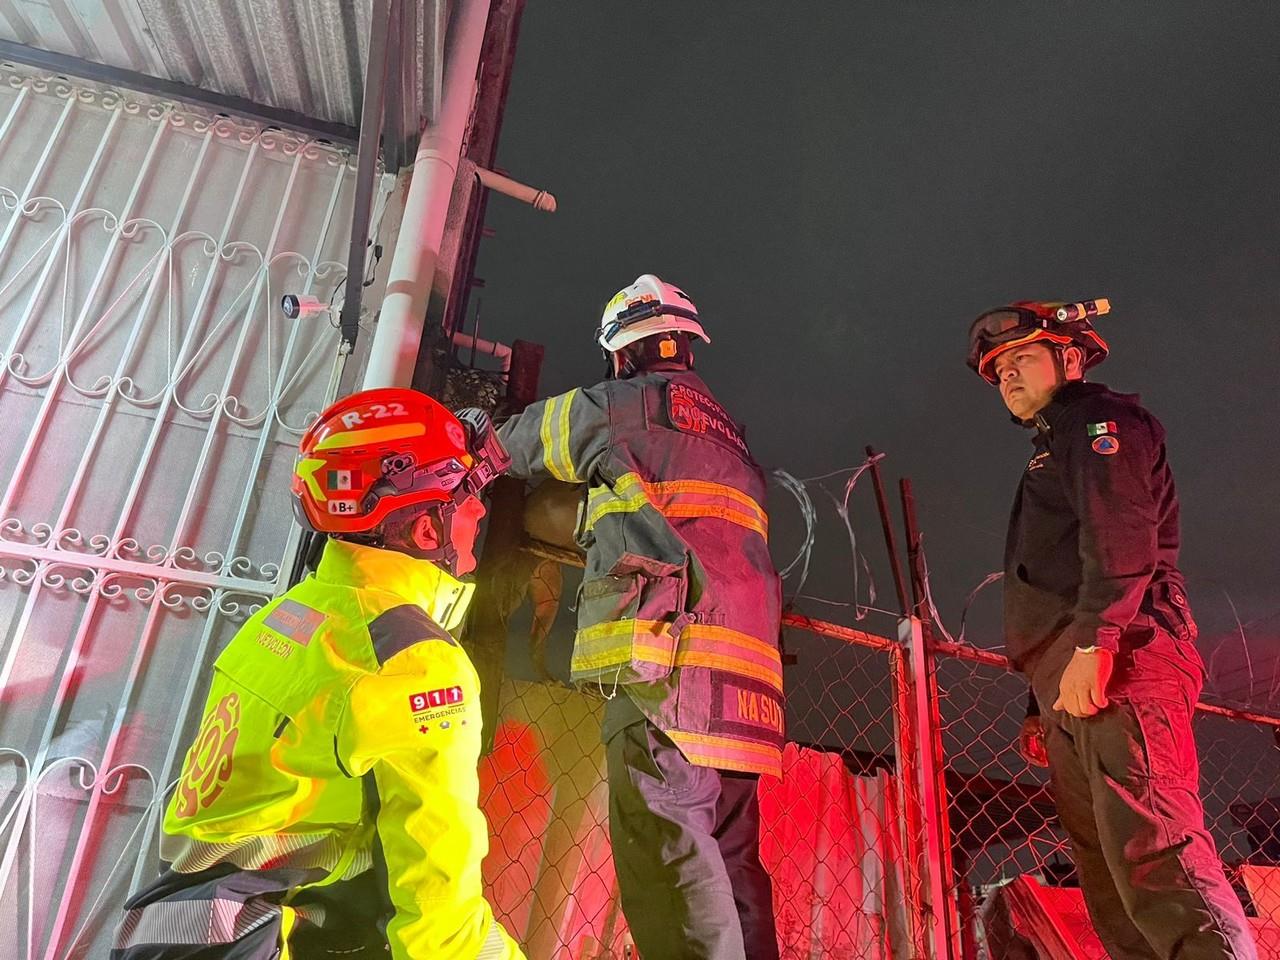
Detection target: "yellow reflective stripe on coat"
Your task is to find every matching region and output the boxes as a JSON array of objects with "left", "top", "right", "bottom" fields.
[
  {"left": 586, "top": 484, "right": 649, "bottom": 529},
  {"left": 667, "top": 730, "right": 782, "bottom": 777},
  {"left": 586, "top": 472, "right": 768, "bottom": 539},
  {"left": 571, "top": 619, "right": 780, "bottom": 691},
  {"left": 571, "top": 618, "right": 677, "bottom": 673},
  {"left": 539, "top": 389, "right": 582, "bottom": 482}
]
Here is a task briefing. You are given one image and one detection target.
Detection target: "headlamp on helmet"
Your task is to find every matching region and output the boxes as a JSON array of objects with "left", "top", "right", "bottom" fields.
[
  {"left": 595, "top": 274, "right": 710, "bottom": 355},
  {"left": 966, "top": 298, "right": 1111, "bottom": 384}
]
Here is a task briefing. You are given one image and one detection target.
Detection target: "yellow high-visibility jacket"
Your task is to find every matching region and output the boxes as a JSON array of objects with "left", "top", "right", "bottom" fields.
[{"left": 113, "top": 539, "right": 524, "bottom": 960}]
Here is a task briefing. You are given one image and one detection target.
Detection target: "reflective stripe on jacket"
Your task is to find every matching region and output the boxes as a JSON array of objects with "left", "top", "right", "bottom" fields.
[
  {"left": 498, "top": 370, "right": 784, "bottom": 777},
  {"left": 114, "top": 539, "right": 524, "bottom": 960}
]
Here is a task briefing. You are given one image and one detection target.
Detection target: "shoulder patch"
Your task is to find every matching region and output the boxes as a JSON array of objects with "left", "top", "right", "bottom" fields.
[
  {"left": 1091, "top": 435, "right": 1121, "bottom": 456},
  {"left": 368, "top": 604, "right": 457, "bottom": 666},
  {"left": 263, "top": 599, "right": 326, "bottom": 647}
]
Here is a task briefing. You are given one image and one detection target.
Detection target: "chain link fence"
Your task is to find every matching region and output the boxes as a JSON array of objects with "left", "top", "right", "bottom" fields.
[
  {"left": 934, "top": 640, "right": 1280, "bottom": 960},
  {"left": 470, "top": 572, "right": 1280, "bottom": 959}
]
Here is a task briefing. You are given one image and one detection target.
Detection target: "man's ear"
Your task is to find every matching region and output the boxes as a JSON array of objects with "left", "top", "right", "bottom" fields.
[
  {"left": 1062, "top": 344, "right": 1087, "bottom": 380},
  {"left": 411, "top": 513, "right": 441, "bottom": 551}
]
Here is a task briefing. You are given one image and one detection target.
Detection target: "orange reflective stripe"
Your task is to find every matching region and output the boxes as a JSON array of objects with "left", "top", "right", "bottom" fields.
[
  {"left": 667, "top": 731, "right": 782, "bottom": 776},
  {"left": 684, "top": 624, "right": 779, "bottom": 661},
  {"left": 642, "top": 479, "right": 767, "bottom": 524},
  {"left": 674, "top": 650, "right": 783, "bottom": 691},
  {"left": 680, "top": 624, "right": 778, "bottom": 691},
  {"left": 683, "top": 625, "right": 783, "bottom": 688},
  {"left": 573, "top": 619, "right": 781, "bottom": 689},
  {"left": 659, "top": 502, "right": 768, "bottom": 538},
  {"left": 594, "top": 473, "right": 769, "bottom": 539},
  {"left": 977, "top": 329, "right": 1075, "bottom": 378}
]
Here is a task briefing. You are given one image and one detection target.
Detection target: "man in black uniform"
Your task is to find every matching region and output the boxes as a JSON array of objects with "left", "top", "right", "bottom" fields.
[{"left": 967, "top": 299, "right": 1256, "bottom": 960}]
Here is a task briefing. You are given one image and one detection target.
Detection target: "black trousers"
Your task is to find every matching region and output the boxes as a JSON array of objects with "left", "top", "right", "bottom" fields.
[
  {"left": 1032, "top": 628, "right": 1257, "bottom": 960},
  {"left": 605, "top": 720, "right": 780, "bottom": 960}
]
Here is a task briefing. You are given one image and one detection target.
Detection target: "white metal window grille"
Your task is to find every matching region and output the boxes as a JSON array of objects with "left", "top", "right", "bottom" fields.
[{"left": 0, "top": 65, "right": 392, "bottom": 959}]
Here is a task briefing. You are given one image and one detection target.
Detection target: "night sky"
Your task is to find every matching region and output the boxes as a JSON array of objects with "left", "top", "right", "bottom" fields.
[{"left": 474, "top": 1, "right": 1280, "bottom": 704}]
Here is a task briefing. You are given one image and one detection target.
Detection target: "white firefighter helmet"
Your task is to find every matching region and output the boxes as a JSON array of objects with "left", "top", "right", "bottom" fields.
[{"left": 595, "top": 274, "right": 710, "bottom": 353}]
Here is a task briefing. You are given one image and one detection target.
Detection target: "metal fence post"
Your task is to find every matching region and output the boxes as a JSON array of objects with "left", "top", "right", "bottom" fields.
[
  {"left": 891, "top": 636, "right": 930, "bottom": 958},
  {"left": 901, "top": 614, "right": 959, "bottom": 960}
]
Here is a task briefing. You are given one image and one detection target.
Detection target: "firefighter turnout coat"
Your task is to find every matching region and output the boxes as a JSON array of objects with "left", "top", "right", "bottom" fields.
[
  {"left": 113, "top": 538, "right": 523, "bottom": 960},
  {"left": 498, "top": 370, "right": 785, "bottom": 777}
]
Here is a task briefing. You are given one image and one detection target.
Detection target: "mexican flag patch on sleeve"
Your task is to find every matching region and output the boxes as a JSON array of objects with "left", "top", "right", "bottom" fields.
[{"left": 1087, "top": 421, "right": 1117, "bottom": 437}]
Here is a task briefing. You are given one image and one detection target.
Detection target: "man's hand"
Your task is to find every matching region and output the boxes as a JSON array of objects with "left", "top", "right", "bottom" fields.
[
  {"left": 1052, "top": 648, "right": 1114, "bottom": 717},
  {"left": 1018, "top": 715, "right": 1049, "bottom": 767}
]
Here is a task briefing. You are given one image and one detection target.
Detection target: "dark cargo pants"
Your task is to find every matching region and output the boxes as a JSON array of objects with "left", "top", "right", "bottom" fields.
[
  {"left": 606, "top": 720, "right": 780, "bottom": 960},
  {"left": 1033, "top": 628, "right": 1256, "bottom": 960}
]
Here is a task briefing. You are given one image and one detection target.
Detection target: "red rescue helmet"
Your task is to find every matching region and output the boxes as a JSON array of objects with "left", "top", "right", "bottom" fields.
[
  {"left": 967, "top": 299, "right": 1111, "bottom": 384},
  {"left": 292, "top": 388, "right": 508, "bottom": 538}
]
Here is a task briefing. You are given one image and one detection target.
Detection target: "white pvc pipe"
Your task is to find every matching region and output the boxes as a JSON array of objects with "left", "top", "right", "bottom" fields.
[
  {"left": 452, "top": 331, "right": 512, "bottom": 372},
  {"left": 363, "top": 0, "right": 493, "bottom": 389},
  {"left": 474, "top": 166, "right": 557, "bottom": 212}
]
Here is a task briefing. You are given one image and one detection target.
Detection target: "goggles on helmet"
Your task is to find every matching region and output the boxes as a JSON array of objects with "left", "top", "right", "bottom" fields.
[{"left": 967, "top": 299, "right": 1110, "bottom": 384}]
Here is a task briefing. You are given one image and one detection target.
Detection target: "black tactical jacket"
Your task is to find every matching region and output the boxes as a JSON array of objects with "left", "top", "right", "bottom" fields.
[{"left": 1003, "top": 381, "right": 1196, "bottom": 682}]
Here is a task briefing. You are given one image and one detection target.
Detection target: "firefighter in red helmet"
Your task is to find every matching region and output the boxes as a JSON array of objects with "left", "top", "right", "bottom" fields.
[
  {"left": 497, "top": 275, "right": 783, "bottom": 960},
  {"left": 969, "top": 300, "right": 1255, "bottom": 960},
  {"left": 114, "top": 389, "right": 526, "bottom": 960}
]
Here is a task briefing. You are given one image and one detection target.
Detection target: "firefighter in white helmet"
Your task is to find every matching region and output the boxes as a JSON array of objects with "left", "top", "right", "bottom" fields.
[
  {"left": 113, "top": 389, "right": 525, "bottom": 960},
  {"left": 498, "top": 275, "right": 783, "bottom": 960}
]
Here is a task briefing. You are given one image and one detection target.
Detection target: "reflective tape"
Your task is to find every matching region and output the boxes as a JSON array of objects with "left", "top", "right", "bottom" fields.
[
  {"left": 667, "top": 730, "right": 782, "bottom": 777},
  {"left": 680, "top": 624, "right": 783, "bottom": 691},
  {"left": 586, "top": 472, "right": 768, "bottom": 539},
  {"left": 314, "top": 421, "right": 426, "bottom": 451},
  {"left": 116, "top": 897, "right": 279, "bottom": 948},
  {"left": 571, "top": 618, "right": 676, "bottom": 675},
  {"left": 571, "top": 618, "right": 780, "bottom": 690},
  {"left": 540, "top": 389, "right": 582, "bottom": 482}
]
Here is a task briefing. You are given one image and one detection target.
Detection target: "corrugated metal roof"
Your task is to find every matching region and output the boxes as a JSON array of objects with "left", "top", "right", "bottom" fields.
[{"left": 0, "top": 0, "right": 444, "bottom": 160}]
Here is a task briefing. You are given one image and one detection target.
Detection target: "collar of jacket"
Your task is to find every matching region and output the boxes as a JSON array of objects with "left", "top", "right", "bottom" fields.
[
  {"left": 1016, "top": 380, "right": 1110, "bottom": 435},
  {"left": 315, "top": 539, "right": 475, "bottom": 631}
]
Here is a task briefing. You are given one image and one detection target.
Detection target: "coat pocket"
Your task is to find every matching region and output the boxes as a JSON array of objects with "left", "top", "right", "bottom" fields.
[{"left": 571, "top": 553, "right": 689, "bottom": 687}]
